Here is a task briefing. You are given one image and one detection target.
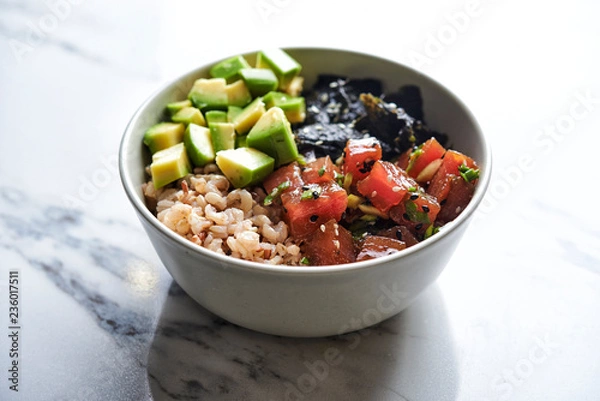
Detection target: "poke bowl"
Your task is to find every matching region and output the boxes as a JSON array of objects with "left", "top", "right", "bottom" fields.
[{"left": 119, "top": 47, "right": 491, "bottom": 337}]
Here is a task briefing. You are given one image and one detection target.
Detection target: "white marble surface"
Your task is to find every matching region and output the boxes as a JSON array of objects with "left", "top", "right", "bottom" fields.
[{"left": 1, "top": 0, "right": 600, "bottom": 400}]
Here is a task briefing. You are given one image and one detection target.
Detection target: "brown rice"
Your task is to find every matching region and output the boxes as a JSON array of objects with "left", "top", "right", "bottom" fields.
[{"left": 143, "top": 164, "right": 304, "bottom": 265}]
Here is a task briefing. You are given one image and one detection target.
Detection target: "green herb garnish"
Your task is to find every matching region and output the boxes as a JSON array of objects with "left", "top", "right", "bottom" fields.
[
  {"left": 300, "top": 257, "right": 310, "bottom": 265},
  {"left": 458, "top": 164, "right": 480, "bottom": 183},
  {"left": 318, "top": 166, "right": 326, "bottom": 177},
  {"left": 405, "top": 201, "right": 430, "bottom": 224},
  {"left": 296, "top": 155, "right": 307, "bottom": 166},
  {"left": 264, "top": 180, "right": 291, "bottom": 206},
  {"left": 301, "top": 184, "right": 322, "bottom": 200},
  {"left": 407, "top": 186, "right": 417, "bottom": 193},
  {"left": 405, "top": 146, "right": 424, "bottom": 173},
  {"left": 334, "top": 171, "right": 345, "bottom": 186},
  {"left": 424, "top": 225, "right": 440, "bottom": 240}
]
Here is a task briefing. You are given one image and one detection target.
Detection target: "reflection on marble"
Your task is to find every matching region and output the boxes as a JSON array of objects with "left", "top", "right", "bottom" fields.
[{"left": 148, "top": 282, "right": 458, "bottom": 401}]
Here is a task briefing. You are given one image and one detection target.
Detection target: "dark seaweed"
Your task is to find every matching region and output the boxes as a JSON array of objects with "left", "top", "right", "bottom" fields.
[
  {"left": 295, "top": 123, "right": 364, "bottom": 159},
  {"left": 354, "top": 93, "right": 448, "bottom": 158},
  {"left": 303, "top": 75, "right": 383, "bottom": 125},
  {"left": 382, "top": 85, "right": 424, "bottom": 121},
  {"left": 295, "top": 75, "right": 447, "bottom": 161}
]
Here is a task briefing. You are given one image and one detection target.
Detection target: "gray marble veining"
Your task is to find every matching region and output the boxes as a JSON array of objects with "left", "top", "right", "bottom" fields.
[{"left": 1, "top": 0, "right": 600, "bottom": 400}]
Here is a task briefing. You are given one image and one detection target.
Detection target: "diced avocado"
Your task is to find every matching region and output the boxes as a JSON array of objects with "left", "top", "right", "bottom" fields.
[
  {"left": 210, "top": 55, "right": 251, "bottom": 83},
  {"left": 143, "top": 122, "right": 185, "bottom": 154},
  {"left": 263, "top": 91, "right": 306, "bottom": 124},
  {"left": 210, "top": 122, "right": 236, "bottom": 153},
  {"left": 232, "top": 97, "right": 266, "bottom": 135},
  {"left": 188, "top": 78, "right": 228, "bottom": 110},
  {"left": 285, "top": 76, "right": 304, "bottom": 97},
  {"left": 171, "top": 106, "right": 206, "bottom": 126},
  {"left": 205, "top": 110, "right": 228, "bottom": 125},
  {"left": 235, "top": 135, "right": 247, "bottom": 148},
  {"left": 246, "top": 107, "right": 299, "bottom": 167},
  {"left": 184, "top": 124, "right": 215, "bottom": 167},
  {"left": 225, "top": 79, "right": 252, "bottom": 108},
  {"left": 256, "top": 49, "right": 301, "bottom": 91},
  {"left": 150, "top": 143, "right": 191, "bottom": 189},
  {"left": 239, "top": 68, "right": 278, "bottom": 97},
  {"left": 215, "top": 147, "right": 274, "bottom": 188},
  {"left": 227, "top": 106, "right": 243, "bottom": 123},
  {"left": 166, "top": 99, "right": 192, "bottom": 116}
]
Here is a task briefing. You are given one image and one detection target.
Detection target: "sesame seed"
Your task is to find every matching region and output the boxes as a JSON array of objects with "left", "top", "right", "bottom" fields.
[
  {"left": 410, "top": 194, "right": 419, "bottom": 200},
  {"left": 315, "top": 140, "right": 324, "bottom": 146},
  {"left": 415, "top": 223, "right": 423, "bottom": 231},
  {"left": 440, "top": 199, "right": 447, "bottom": 206},
  {"left": 310, "top": 215, "right": 318, "bottom": 222},
  {"left": 371, "top": 191, "right": 377, "bottom": 198},
  {"left": 455, "top": 206, "right": 462, "bottom": 214},
  {"left": 422, "top": 205, "right": 430, "bottom": 213},
  {"left": 320, "top": 224, "right": 326, "bottom": 232},
  {"left": 392, "top": 186, "right": 401, "bottom": 192},
  {"left": 333, "top": 240, "right": 340, "bottom": 249}
]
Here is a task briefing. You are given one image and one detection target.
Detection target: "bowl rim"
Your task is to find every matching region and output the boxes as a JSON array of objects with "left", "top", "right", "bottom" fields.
[{"left": 119, "top": 46, "right": 492, "bottom": 275}]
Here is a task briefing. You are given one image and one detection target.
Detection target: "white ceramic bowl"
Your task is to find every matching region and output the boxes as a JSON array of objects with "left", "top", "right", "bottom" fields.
[{"left": 119, "top": 48, "right": 491, "bottom": 337}]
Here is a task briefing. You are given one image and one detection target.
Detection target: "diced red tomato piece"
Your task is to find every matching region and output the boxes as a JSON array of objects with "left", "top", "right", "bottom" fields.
[
  {"left": 389, "top": 191, "right": 440, "bottom": 235},
  {"left": 356, "top": 161, "right": 415, "bottom": 213},
  {"left": 405, "top": 138, "right": 446, "bottom": 180},
  {"left": 396, "top": 148, "right": 411, "bottom": 170},
  {"left": 435, "top": 175, "right": 474, "bottom": 225},
  {"left": 378, "top": 226, "right": 420, "bottom": 248},
  {"left": 302, "top": 156, "right": 340, "bottom": 184},
  {"left": 263, "top": 162, "right": 303, "bottom": 195},
  {"left": 281, "top": 182, "right": 348, "bottom": 238},
  {"left": 356, "top": 235, "right": 406, "bottom": 261},
  {"left": 427, "top": 172, "right": 452, "bottom": 204},
  {"left": 303, "top": 219, "right": 356, "bottom": 265},
  {"left": 427, "top": 149, "right": 478, "bottom": 203},
  {"left": 437, "top": 150, "right": 477, "bottom": 178},
  {"left": 342, "top": 137, "right": 382, "bottom": 183}
]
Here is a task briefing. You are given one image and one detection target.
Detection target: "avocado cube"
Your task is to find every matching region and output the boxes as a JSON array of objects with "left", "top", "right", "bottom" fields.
[
  {"left": 246, "top": 107, "right": 299, "bottom": 167},
  {"left": 143, "top": 122, "right": 185, "bottom": 154},
  {"left": 188, "top": 78, "right": 228, "bottom": 110},
  {"left": 205, "top": 110, "right": 228, "bottom": 125},
  {"left": 210, "top": 122, "right": 236, "bottom": 153},
  {"left": 215, "top": 147, "right": 274, "bottom": 188},
  {"left": 285, "top": 76, "right": 304, "bottom": 97},
  {"left": 150, "top": 143, "right": 191, "bottom": 189},
  {"left": 225, "top": 79, "right": 252, "bottom": 108},
  {"left": 256, "top": 49, "right": 301, "bottom": 91},
  {"left": 232, "top": 97, "right": 266, "bottom": 135},
  {"left": 227, "top": 106, "right": 243, "bottom": 123},
  {"left": 210, "top": 55, "right": 251, "bottom": 83},
  {"left": 172, "top": 106, "right": 206, "bottom": 126},
  {"left": 239, "top": 68, "right": 278, "bottom": 97},
  {"left": 263, "top": 91, "right": 306, "bottom": 124},
  {"left": 166, "top": 99, "right": 192, "bottom": 116},
  {"left": 184, "top": 124, "right": 215, "bottom": 167}
]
